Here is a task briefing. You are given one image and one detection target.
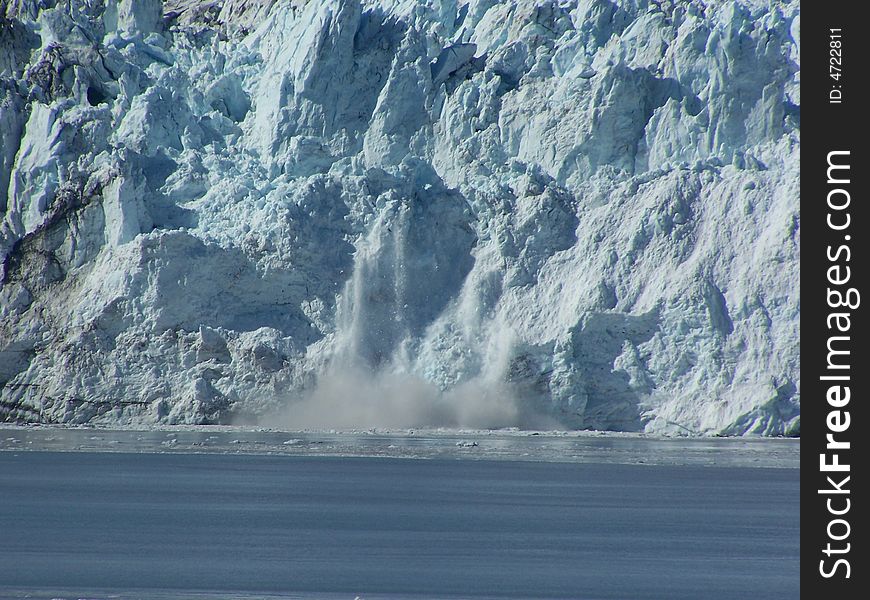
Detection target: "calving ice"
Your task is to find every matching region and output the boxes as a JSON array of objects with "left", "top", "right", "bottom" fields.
[{"left": 0, "top": 0, "right": 799, "bottom": 434}]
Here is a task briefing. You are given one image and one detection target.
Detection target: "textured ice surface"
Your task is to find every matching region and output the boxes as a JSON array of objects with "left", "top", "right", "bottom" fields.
[{"left": 0, "top": 0, "right": 799, "bottom": 434}]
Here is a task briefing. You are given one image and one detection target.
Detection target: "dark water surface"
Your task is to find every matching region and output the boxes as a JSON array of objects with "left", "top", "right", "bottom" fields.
[{"left": 0, "top": 450, "right": 797, "bottom": 599}]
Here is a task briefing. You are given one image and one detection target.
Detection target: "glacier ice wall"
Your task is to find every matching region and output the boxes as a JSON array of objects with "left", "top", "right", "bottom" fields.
[{"left": 0, "top": 0, "right": 799, "bottom": 434}]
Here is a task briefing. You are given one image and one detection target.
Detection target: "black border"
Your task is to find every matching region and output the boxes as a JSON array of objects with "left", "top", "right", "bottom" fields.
[{"left": 802, "top": 2, "right": 865, "bottom": 595}]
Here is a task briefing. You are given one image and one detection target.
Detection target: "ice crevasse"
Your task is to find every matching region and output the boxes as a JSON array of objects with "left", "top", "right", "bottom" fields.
[{"left": 0, "top": 0, "right": 800, "bottom": 434}]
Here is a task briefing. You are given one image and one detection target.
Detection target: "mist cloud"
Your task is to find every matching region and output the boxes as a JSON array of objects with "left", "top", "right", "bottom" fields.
[{"left": 269, "top": 366, "right": 562, "bottom": 430}]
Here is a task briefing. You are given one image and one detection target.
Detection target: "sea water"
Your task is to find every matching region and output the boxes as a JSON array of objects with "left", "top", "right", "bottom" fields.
[{"left": 0, "top": 428, "right": 799, "bottom": 599}]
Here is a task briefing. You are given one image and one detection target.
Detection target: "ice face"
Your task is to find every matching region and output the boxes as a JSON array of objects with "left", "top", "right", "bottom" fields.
[{"left": 0, "top": 0, "right": 799, "bottom": 435}]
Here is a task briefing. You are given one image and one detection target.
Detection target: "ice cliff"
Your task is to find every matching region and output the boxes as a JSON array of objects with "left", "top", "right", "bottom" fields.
[{"left": 0, "top": 0, "right": 800, "bottom": 435}]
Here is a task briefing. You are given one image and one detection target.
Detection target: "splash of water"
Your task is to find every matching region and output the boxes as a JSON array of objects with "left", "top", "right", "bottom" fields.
[{"left": 269, "top": 199, "right": 561, "bottom": 430}]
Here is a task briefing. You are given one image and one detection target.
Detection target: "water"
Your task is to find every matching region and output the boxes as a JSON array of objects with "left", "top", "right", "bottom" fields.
[
  {"left": 0, "top": 433, "right": 799, "bottom": 599},
  {"left": 0, "top": 426, "right": 799, "bottom": 468}
]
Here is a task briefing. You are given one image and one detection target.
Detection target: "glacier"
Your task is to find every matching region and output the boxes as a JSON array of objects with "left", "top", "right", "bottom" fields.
[{"left": 0, "top": 0, "right": 800, "bottom": 435}]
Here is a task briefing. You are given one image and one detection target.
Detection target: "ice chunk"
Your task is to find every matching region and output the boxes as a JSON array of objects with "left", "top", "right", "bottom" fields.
[{"left": 431, "top": 43, "right": 478, "bottom": 86}]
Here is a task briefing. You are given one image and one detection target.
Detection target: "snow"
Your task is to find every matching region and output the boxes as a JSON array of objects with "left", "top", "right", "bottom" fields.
[{"left": 0, "top": 0, "right": 799, "bottom": 435}]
